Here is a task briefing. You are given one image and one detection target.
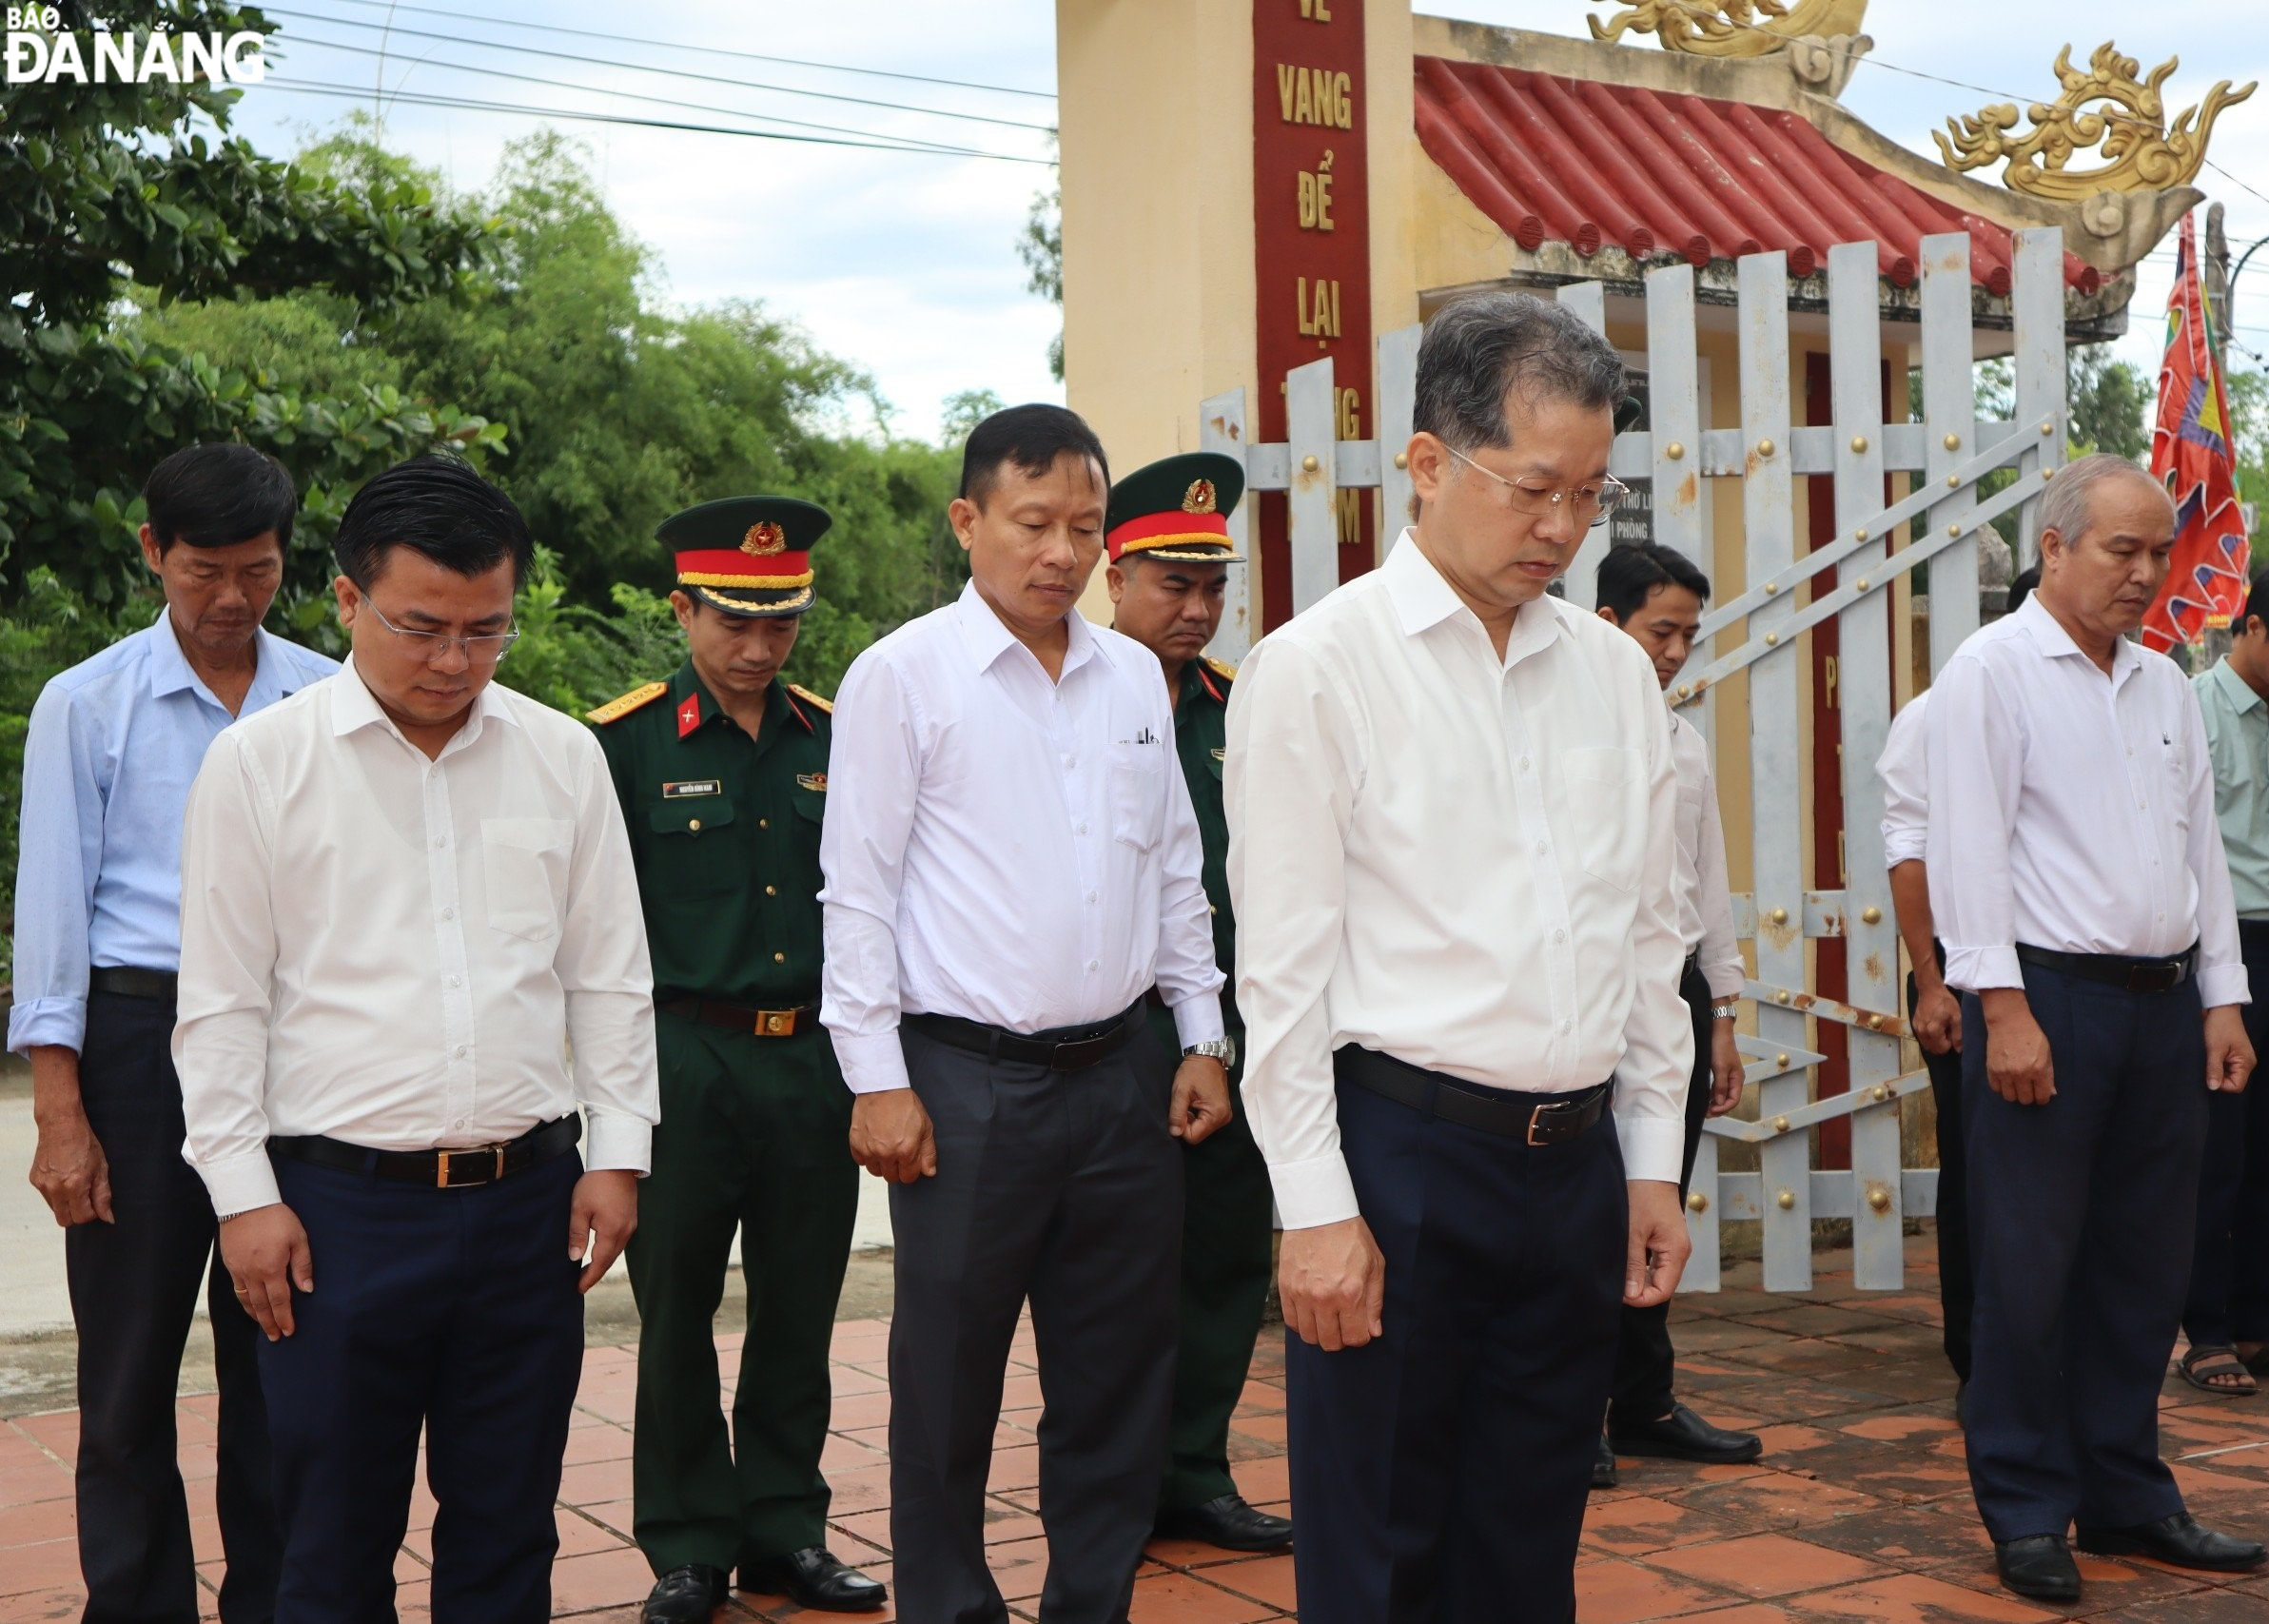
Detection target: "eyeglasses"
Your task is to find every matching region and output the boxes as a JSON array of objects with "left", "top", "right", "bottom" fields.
[
  {"left": 1444, "top": 443, "right": 1629, "bottom": 529},
  {"left": 360, "top": 597, "right": 519, "bottom": 666}
]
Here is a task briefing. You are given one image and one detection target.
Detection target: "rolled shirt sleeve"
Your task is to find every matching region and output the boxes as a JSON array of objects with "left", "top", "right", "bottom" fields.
[
  {"left": 1224, "top": 637, "right": 1363, "bottom": 1229},
  {"left": 818, "top": 651, "right": 925, "bottom": 1096},
  {"left": 555, "top": 731, "right": 659, "bottom": 1172},
  {"left": 8, "top": 684, "right": 102, "bottom": 1055},
  {"left": 172, "top": 731, "right": 287, "bottom": 1218}
]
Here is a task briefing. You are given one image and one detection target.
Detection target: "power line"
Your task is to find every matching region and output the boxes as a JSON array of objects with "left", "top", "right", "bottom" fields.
[
  {"left": 258, "top": 78, "right": 1055, "bottom": 164},
  {"left": 261, "top": 7, "right": 1057, "bottom": 133},
  {"left": 316, "top": 0, "right": 1055, "bottom": 102},
  {"left": 271, "top": 28, "right": 1011, "bottom": 159}
]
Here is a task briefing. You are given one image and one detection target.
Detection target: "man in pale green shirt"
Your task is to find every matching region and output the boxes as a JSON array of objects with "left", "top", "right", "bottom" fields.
[{"left": 2183, "top": 571, "right": 2269, "bottom": 1395}]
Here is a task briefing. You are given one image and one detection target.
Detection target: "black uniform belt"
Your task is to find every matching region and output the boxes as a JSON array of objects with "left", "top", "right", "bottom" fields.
[
  {"left": 659, "top": 996, "right": 819, "bottom": 1038},
  {"left": 1337, "top": 1047, "right": 1611, "bottom": 1146},
  {"left": 906, "top": 1000, "right": 1144, "bottom": 1072},
  {"left": 2015, "top": 942, "right": 2198, "bottom": 995},
  {"left": 268, "top": 1115, "right": 580, "bottom": 1189},
  {"left": 89, "top": 967, "right": 177, "bottom": 1005}
]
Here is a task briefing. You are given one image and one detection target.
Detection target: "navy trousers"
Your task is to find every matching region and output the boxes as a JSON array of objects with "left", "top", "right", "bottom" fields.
[
  {"left": 2181, "top": 922, "right": 2269, "bottom": 1349},
  {"left": 1610, "top": 962, "right": 1712, "bottom": 1425},
  {"left": 257, "top": 1146, "right": 587, "bottom": 1624},
  {"left": 70, "top": 988, "right": 279, "bottom": 1624},
  {"left": 1287, "top": 1053, "right": 1626, "bottom": 1624},
  {"left": 1961, "top": 963, "right": 2207, "bottom": 1541}
]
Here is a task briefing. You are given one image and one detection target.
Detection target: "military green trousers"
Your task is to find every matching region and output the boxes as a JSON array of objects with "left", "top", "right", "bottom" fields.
[
  {"left": 628, "top": 1012, "right": 858, "bottom": 1574},
  {"left": 1153, "top": 1015, "right": 1277, "bottom": 1513}
]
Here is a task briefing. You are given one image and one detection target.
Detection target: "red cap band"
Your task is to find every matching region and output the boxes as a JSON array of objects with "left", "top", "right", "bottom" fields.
[{"left": 1105, "top": 510, "right": 1232, "bottom": 560}]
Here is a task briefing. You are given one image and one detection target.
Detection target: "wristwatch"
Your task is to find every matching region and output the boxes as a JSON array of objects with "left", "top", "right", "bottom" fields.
[
  {"left": 1183, "top": 1037, "right": 1237, "bottom": 1067},
  {"left": 1711, "top": 999, "right": 1741, "bottom": 1020}
]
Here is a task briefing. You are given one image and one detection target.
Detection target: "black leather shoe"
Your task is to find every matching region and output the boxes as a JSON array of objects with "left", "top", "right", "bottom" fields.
[
  {"left": 1592, "top": 1433, "right": 1619, "bottom": 1490},
  {"left": 1994, "top": 1535, "right": 2081, "bottom": 1601},
  {"left": 2077, "top": 1512, "right": 2268, "bottom": 1573},
  {"left": 640, "top": 1564, "right": 728, "bottom": 1624},
  {"left": 1610, "top": 1401, "right": 1763, "bottom": 1464},
  {"left": 740, "top": 1547, "right": 887, "bottom": 1613},
  {"left": 1154, "top": 1493, "right": 1294, "bottom": 1552}
]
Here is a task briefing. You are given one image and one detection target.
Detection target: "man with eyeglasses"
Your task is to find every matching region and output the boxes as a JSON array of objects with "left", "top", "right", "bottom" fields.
[
  {"left": 12, "top": 442, "right": 330, "bottom": 1624},
  {"left": 1226, "top": 292, "right": 1693, "bottom": 1621},
  {"left": 173, "top": 454, "right": 660, "bottom": 1622}
]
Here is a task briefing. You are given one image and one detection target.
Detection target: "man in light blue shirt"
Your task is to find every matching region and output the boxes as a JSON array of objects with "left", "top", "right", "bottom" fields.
[
  {"left": 10, "top": 442, "right": 336, "bottom": 1624},
  {"left": 2183, "top": 569, "right": 2269, "bottom": 1397}
]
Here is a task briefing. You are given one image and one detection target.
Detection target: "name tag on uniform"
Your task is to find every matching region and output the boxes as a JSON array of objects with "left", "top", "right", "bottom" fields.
[
  {"left": 796, "top": 773, "right": 829, "bottom": 792},
  {"left": 661, "top": 780, "right": 721, "bottom": 799}
]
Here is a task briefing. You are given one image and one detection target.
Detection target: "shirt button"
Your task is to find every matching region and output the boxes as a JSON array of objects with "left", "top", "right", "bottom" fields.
[
  {"left": 1086, "top": 890, "right": 1098, "bottom": 904},
  {"left": 1535, "top": 841, "right": 1549, "bottom": 856},
  {"left": 447, "top": 974, "right": 461, "bottom": 988},
  {"left": 688, "top": 818, "right": 703, "bottom": 832},
  {"left": 1064, "top": 754, "right": 1076, "bottom": 768},
  {"left": 452, "top": 1046, "right": 466, "bottom": 1059},
  {"left": 773, "top": 951, "right": 787, "bottom": 964},
  {"left": 440, "top": 907, "right": 455, "bottom": 922},
  {"left": 758, "top": 817, "right": 770, "bottom": 830},
  {"left": 454, "top": 1118, "right": 466, "bottom": 1129},
  {"left": 1086, "top": 960, "right": 1100, "bottom": 972},
  {"left": 1078, "top": 822, "right": 1089, "bottom": 835},
  {"left": 1519, "top": 756, "right": 1532, "bottom": 772},
  {"left": 434, "top": 835, "right": 447, "bottom": 849},
  {"left": 765, "top": 884, "right": 778, "bottom": 896},
  {"left": 1557, "top": 1018, "right": 1571, "bottom": 1033},
  {"left": 1553, "top": 929, "right": 1567, "bottom": 944}
]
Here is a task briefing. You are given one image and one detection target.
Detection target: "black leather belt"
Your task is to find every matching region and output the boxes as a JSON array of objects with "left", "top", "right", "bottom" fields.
[
  {"left": 906, "top": 1000, "right": 1144, "bottom": 1073},
  {"left": 2015, "top": 942, "right": 2197, "bottom": 995},
  {"left": 1337, "top": 1047, "right": 1610, "bottom": 1146},
  {"left": 89, "top": 967, "right": 177, "bottom": 1004},
  {"left": 659, "top": 996, "right": 819, "bottom": 1038},
  {"left": 269, "top": 1116, "right": 580, "bottom": 1189}
]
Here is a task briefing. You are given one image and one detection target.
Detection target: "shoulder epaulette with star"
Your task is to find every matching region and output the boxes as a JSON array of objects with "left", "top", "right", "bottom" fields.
[
  {"left": 786, "top": 683, "right": 833, "bottom": 714},
  {"left": 1203, "top": 655, "right": 1237, "bottom": 683},
  {"left": 586, "top": 680, "right": 669, "bottom": 725}
]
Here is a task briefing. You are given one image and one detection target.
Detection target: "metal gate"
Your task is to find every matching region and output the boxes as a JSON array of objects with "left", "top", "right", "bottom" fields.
[{"left": 1200, "top": 228, "right": 2071, "bottom": 1292}]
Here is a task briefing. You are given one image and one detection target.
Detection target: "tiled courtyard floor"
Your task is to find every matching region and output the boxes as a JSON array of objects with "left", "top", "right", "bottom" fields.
[{"left": 5, "top": 1236, "right": 2269, "bottom": 1621}]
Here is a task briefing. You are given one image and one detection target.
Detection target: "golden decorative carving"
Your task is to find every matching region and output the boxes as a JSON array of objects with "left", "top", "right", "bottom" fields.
[
  {"left": 1933, "top": 44, "right": 2256, "bottom": 199},
  {"left": 1587, "top": 0, "right": 1868, "bottom": 59}
]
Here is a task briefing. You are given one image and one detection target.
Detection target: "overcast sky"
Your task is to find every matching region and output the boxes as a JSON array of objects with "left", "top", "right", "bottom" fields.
[{"left": 226, "top": 1, "right": 2266, "bottom": 440}]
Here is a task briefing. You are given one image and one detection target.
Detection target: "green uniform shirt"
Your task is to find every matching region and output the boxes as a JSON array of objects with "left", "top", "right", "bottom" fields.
[
  {"left": 2196, "top": 656, "right": 2269, "bottom": 922},
  {"left": 1175, "top": 656, "right": 1240, "bottom": 1034},
  {"left": 592, "top": 661, "right": 831, "bottom": 1004}
]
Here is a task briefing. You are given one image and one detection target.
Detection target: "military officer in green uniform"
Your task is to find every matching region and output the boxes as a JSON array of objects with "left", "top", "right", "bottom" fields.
[
  {"left": 590, "top": 498, "right": 887, "bottom": 1621},
  {"left": 1103, "top": 454, "right": 1295, "bottom": 1556}
]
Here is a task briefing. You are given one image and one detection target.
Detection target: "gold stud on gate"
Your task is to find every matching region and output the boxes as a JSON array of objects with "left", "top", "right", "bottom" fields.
[{"left": 1665, "top": 441, "right": 1686, "bottom": 460}]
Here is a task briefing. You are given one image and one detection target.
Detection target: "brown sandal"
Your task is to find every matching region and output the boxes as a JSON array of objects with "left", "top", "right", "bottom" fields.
[{"left": 2180, "top": 1344, "right": 2259, "bottom": 1398}]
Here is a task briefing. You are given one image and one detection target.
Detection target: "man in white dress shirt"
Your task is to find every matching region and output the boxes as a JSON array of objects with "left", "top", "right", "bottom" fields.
[
  {"left": 818, "top": 404, "right": 1230, "bottom": 1624},
  {"left": 1594, "top": 542, "right": 1758, "bottom": 1482},
  {"left": 1927, "top": 454, "right": 2264, "bottom": 1603},
  {"left": 1225, "top": 294, "right": 1693, "bottom": 1622},
  {"left": 175, "top": 457, "right": 660, "bottom": 1623}
]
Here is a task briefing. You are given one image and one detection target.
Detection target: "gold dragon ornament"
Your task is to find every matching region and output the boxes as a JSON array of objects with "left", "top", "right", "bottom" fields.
[
  {"left": 1587, "top": 0, "right": 1868, "bottom": 58},
  {"left": 1933, "top": 44, "right": 2255, "bottom": 199}
]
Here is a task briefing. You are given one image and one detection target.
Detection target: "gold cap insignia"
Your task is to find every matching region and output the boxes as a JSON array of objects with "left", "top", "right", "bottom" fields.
[
  {"left": 741, "top": 521, "right": 788, "bottom": 556},
  {"left": 1182, "top": 479, "right": 1218, "bottom": 516}
]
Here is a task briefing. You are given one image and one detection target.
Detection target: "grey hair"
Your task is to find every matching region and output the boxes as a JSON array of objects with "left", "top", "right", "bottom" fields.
[
  {"left": 2039, "top": 452, "right": 2170, "bottom": 546},
  {"left": 1413, "top": 292, "right": 1626, "bottom": 454}
]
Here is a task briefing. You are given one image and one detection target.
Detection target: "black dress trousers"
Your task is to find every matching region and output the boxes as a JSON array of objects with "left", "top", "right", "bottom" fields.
[
  {"left": 886, "top": 1015, "right": 1183, "bottom": 1624},
  {"left": 68, "top": 986, "right": 280, "bottom": 1624},
  {"left": 1287, "top": 1053, "right": 1627, "bottom": 1624}
]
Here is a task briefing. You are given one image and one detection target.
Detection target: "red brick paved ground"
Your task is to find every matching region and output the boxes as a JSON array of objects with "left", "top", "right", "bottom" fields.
[{"left": 5, "top": 1237, "right": 2268, "bottom": 1621}]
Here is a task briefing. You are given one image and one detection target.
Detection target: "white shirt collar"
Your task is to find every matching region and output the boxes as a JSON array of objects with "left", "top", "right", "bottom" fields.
[
  {"left": 953, "top": 578, "right": 1098, "bottom": 680},
  {"left": 1384, "top": 530, "right": 1566, "bottom": 666},
  {"left": 331, "top": 654, "right": 518, "bottom": 750},
  {"left": 2013, "top": 594, "right": 2142, "bottom": 686}
]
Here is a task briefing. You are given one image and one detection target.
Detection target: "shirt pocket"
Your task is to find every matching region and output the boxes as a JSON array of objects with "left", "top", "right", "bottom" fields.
[
  {"left": 645, "top": 798, "right": 741, "bottom": 897},
  {"left": 1562, "top": 746, "right": 1643, "bottom": 894},
  {"left": 1109, "top": 742, "right": 1168, "bottom": 853},
  {"left": 482, "top": 817, "right": 574, "bottom": 941}
]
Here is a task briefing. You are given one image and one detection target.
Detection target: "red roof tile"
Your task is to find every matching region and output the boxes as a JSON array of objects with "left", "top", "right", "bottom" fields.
[{"left": 1413, "top": 56, "right": 2101, "bottom": 296}]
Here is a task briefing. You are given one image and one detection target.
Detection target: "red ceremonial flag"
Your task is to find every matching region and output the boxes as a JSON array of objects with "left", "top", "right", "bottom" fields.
[{"left": 2142, "top": 212, "right": 2251, "bottom": 651}]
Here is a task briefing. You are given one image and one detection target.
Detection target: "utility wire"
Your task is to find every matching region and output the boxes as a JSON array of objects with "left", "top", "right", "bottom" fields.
[
  {"left": 270, "top": 28, "right": 1014, "bottom": 158},
  {"left": 314, "top": 0, "right": 1055, "bottom": 101},
  {"left": 259, "top": 77, "right": 1055, "bottom": 164},
  {"left": 261, "top": 7, "right": 1057, "bottom": 132}
]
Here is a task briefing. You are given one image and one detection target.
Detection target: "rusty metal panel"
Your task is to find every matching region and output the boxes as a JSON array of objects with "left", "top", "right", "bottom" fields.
[
  {"left": 1285, "top": 357, "right": 1340, "bottom": 616},
  {"left": 1737, "top": 251, "right": 1811, "bottom": 1293},
  {"left": 1377, "top": 323, "right": 1421, "bottom": 556},
  {"left": 1921, "top": 233, "right": 1980, "bottom": 673},
  {"left": 1556, "top": 281, "right": 1610, "bottom": 611},
  {"left": 1646, "top": 263, "right": 1706, "bottom": 571},
  {"left": 1201, "top": 388, "right": 1254, "bottom": 662}
]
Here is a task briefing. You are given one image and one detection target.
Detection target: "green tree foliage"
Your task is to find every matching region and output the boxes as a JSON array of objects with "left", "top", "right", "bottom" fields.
[
  {"left": 1, "top": 3, "right": 500, "bottom": 609},
  {"left": 1018, "top": 136, "right": 1063, "bottom": 382}
]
